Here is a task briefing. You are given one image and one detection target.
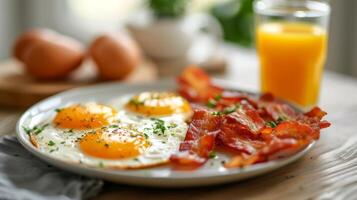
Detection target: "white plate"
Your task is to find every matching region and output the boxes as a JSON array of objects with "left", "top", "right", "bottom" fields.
[{"left": 16, "top": 80, "right": 314, "bottom": 187}]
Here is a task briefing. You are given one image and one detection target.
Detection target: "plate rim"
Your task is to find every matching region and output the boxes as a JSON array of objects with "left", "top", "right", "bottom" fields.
[{"left": 15, "top": 79, "right": 315, "bottom": 181}]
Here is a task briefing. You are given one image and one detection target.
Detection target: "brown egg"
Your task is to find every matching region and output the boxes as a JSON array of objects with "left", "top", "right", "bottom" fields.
[
  {"left": 13, "top": 29, "right": 56, "bottom": 62},
  {"left": 13, "top": 29, "right": 85, "bottom": 80},
  {"left": 22, "top": 35, "right": 84, "bottom": 79},
  {"left": 89, "top": 33, "right": 142, "bottom": 80}
]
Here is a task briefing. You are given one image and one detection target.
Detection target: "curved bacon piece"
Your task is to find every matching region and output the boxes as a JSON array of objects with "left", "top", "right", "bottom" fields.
[
  {"left": 170, "top": 109, "right": 221, "bottom": 170},
  {"left": 217, "top": 103, "right": 266, "bottom": 154},
  {"left": 258, "top": 93, "right": 297, "bottom": 121},
  {"left": 173, "top": 67, "right": 331, "bottom": 169},
  {"left": 301, "top": 107, "right": 331, "bottom": 129},
  {"left": 272, "top": 121, "right": 319, "bottom": 141},
  {"left": 177, "top": 66, "right": 223, "bottom": 103},
  {"left": 226, "top": 120, "right": 328, "bottom": 168},
  {"left": 225, "top": 137, "right": 307, "bottom": 168},
  {"left": 214, "top": 91, "right": 258, "bottom": 110}
]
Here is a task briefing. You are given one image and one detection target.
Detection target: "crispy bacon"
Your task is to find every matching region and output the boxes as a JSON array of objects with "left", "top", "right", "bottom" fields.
[
  {"left": 305, "top": 107, "right": 327, "bottom": 120},
  {"left": 215, "top": 91, "right": 258, "bottom": 110},
  {"left": 272, "top": 121, "right": 319, "bottom": 141},
  {"left": 258, "top": 93, "right": 298, "bottom": 121},
  {"left": 225, "top": 119, "right": 328, "bottom": 168},
  {"left": 225, "top": 138, "right": 307, "bottom": 168},
  {"left": 170, "top": 109, "right": 221, "bottom": 170},
  {"left": 173, "top": 66, "right": 330, "bottom": 169},
  {"left": 217, "top": 103, "right": 266, "bottom": 154},
  {"left": 301, "top": 107, "right": 331, "bottom": 129},
  {"left": 177, "top": 66, "right": 223, "bottom": 103}
]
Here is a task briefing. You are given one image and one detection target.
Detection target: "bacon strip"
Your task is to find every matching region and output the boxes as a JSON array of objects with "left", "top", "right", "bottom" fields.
[
  {"left": 217, "top": 103, "right": 266, "bottom": 154},
  {"left": 174, "top": 66, "right": 331, "bottom": 169},
  {"left": 177, "top": 66, "right": 223, "bottom": 103},
  {"left": 258, "top": 93, "right": 298, "bottom": 121},
  {"left": 225, "top": 137, "right": 306, "bottom": 168},
  {"left": 208, "top": 91, "right": 258, "bottom": 110},
  {"left": 170, "top": 109, "right": 221, "bottom": 170},
  {"left": 225, "top": 119, "right": 329, "bottom": 168}
]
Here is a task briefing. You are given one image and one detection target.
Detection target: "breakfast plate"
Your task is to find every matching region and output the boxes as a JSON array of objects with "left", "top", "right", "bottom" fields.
[{"left": 16, "top": 79, "right": 315, "bottom": 187}]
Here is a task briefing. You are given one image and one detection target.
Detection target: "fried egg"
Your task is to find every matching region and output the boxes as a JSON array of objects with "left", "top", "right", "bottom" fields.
[
  {"left": 53, "top": 103, "right": 117, "bottom": 129},
  {"left": 25, "top": 92, "right": 191, "bottom": 169},
  {"left": 125, "top": 92, "right": 191, "bottom": 120}
]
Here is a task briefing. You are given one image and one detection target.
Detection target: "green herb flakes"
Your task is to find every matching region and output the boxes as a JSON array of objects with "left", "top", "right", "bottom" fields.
[
  {"left": 167, "top": 123, "right": 178, "bottom": 129},
  {"left": 22, "top": 126, "right": 31, "bottom": 135},
  {"left": 214, "top": 94, "right": 222, "bottom": 101},
  {"left": 212, "top": 111, "right": 222, "bottom": 116},
  {"left": 48, "top": 140, "right": 56, "bottom": 146},
  {"left": 129, "top": 99, "right": 144, "bottom": 106},
  {"left": 109, "top": 124, "right": 119, "bottom": 128},
  {"left": 151, "top": 118, "right": 166, "bottom": 135},
  {"left": 222, "top": 106, "right": 236, "bottom": 114},
  {"left": 277, "top": 116, "right": 288, "bottom": 123},
  {"left": 266, "top": 121, "right": 277, "bottom": 128},
  {"left": 23, "top": 123, "right": 49, "bottom": 135},
  {"left": 208, "top": 151, "right": 217, "bottom": 159},
  {"left": 206, "top": 99, "right": 217, "bottom": 108},
  {"left": 55, "top": 108, "right": 63, "bottom": 113}
]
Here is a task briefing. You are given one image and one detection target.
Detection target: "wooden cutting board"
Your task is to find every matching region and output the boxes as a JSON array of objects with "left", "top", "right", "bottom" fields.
[{"left": 0, "top": 59, "right": 158, "bottom": 108}]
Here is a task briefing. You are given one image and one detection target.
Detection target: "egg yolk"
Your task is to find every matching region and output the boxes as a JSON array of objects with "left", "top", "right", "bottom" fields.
[
  {"left": 125, "top": 92, "right": 191, "bottom": 116},
  {"left": 79, "top": 129, "right": 150, "bottom": 159},
  {"left": 53, "top": 103, "right": 116, "bottom": 130}
]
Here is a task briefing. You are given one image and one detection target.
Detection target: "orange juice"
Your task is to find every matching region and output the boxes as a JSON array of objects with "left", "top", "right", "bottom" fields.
[{"left": 257, "top": 22, "right": 327, "bottom": 107}]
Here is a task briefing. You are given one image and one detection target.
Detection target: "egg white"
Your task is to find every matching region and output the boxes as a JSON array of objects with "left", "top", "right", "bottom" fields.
[{"left": 27, "top": 96, "right": 189, "bottom": 169}]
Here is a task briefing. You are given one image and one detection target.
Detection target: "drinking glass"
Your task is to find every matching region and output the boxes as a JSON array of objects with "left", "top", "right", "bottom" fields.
[{"left": 254, "top": 0, "right": 330, "bottom": 107}]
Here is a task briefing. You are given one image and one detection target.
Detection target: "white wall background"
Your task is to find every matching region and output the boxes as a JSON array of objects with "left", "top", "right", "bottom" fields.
[
  {"left": 326, "top": 0, "right": 357, "bottom": 76},
  {"left": 0, "top": 0, "right": 356, "bottom": 77},
  {"left": 0, "top": 0, "right": 22, "bottom": 59}
]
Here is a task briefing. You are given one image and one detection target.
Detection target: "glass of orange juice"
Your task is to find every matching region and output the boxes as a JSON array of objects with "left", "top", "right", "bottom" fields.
[{"left": 254, "top": 0, "right": 330, "bottom": 108}]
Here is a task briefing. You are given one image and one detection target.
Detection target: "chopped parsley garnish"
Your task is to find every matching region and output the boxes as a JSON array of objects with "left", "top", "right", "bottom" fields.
[
  {"left": 211, "top": 103, "right": 242, "bottom": 116},
  {"left": 266, "top": 121, "right": 277, "bottom": 128},
  {"left": 22, "top": 126, "right": 31, "bottom": 135},
  {"left": 277, "top": 116, "right": 288, "bottom": 123},
  {"left": 206, "top": 94, "right": 223, "bottom": 109},
  {"left": 266, "top": 116, "right": 287, "bottom": 128},
  {"left": 143, "top": 133, "right": 149, "bottom": 139},
  {"left": 167, "top": 123, "right": 178, "bottom": 129},
  {"left": 222, "top": 106, "right": 236, "bottom": 114},
  {"left": 129, "top": 99, "right": 144, "bottom": 106},
  {"left": 49, "top": 147, "right": 59, "bottom": 153},
  {"left": 55, "top": 108, "right": 63, "bottom": 113},
  {"left": 22, "top": 123, "right": 49, "bottom": 135},
  {"left": 48, "top": 140, "right": 56, "bottom": 146},
  {"left": 212, "top": 111, "right": 222, "bottom": 116},
  {"left": 214, "top": 94, "right": 222, "bottom": 101},
  {"left": 109, "top": 125, "right": 119, "bottom": 128},
  {"left": 224, "top": 103, "right": 242, "bottom": 114},
  {"left": 208, "top": 151, "right": 217, "bottom": 159},
  {"left": 33, "top": 124, "right": 49, "bottom": 135},
  {"left": 206, "top": 99, "right": 217, "bottom": 108},
  {"left": 151, "top": 118, "right": 166, "bottom": 135}
]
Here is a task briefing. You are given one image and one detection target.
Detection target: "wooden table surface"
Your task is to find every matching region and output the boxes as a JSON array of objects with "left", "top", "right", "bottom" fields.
[{"left": 1, "top": 46, "right": 356, "bottom": 200}]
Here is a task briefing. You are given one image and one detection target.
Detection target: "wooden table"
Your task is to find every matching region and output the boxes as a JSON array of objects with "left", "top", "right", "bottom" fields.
[{"left": 1, "top": 45, "right": 357, "bottom": 199}]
